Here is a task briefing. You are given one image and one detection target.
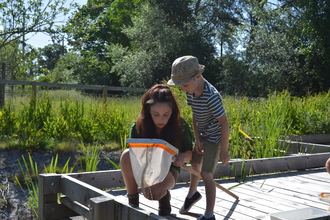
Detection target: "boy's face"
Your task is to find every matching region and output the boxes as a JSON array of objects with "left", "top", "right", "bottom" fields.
[{"left": 177, "top": 76, "right": 199, "bottom": 94}]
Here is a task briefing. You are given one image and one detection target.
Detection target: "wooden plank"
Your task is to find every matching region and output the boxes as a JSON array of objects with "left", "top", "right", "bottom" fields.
[
  {"left": 60, "top": 175, "right": 113, "bottom": 207},
  {"left": 63, "top": 154, "right": 329, "bottom": 193},
  {"left": 38, "top": 173, "right": 61, "bottom": 220},
  {"left": 60, "top": 196, "right": 89, "bottom": 218},
  {"left": 109, "top": 190, "right": 180, "bottom": 219},
  {"left": 214, "top": 152, "right": 330, "bottom": 178},
  {"left": 287, "top": 134, "right": 330, "bottom": 143},
  {"left": 67, "top": 170, "right": 125, "bottom": 189},
  {"left": 235, "top": 171, "right": 330, "bottom": 208},
  {"left": 170, "top": 185, "right": 258, "bottom": 220},
  {"left": 108, "top": 183, "right": 257, "bottom": 220},
  {"left": 113, "top": 197, "right": 168, "bottom": 220},
  {"left": 39, "top": 173, "right": 62, "bottom": 194},
  {"left": 89, "top": 196, "right": 115, "bottom": 220},
  {"left": 42, "top": 203, "right": 81, "bottom": 219},
  {"left": 0, "top": 79, "right": 147, "bottom": 92}
]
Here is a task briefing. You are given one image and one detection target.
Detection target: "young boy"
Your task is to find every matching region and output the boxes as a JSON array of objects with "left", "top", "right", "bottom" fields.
[{"left": 168, "top": 55, "right": 230, "bottom": 220}]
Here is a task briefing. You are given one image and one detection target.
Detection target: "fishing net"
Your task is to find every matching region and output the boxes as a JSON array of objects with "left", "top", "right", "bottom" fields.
[{"left": 126, "top": 138, "right": 178, "bottom": 188}]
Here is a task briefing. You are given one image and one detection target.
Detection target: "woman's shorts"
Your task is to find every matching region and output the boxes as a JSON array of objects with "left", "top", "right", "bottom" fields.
[
  {"left": 169, "top": 166, "right": 179, "bottom": 182},
  {"left": 191, "top": 141, "right": 221, "bottom": 173}
]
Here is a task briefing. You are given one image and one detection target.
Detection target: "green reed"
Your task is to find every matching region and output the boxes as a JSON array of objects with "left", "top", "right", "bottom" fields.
[{"left": 1, "top": 89, "right": 330, "bottom": 160}]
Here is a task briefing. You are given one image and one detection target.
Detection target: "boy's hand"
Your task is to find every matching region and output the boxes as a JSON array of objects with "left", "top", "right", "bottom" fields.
[
  {"left": 326, "top": 158, "right": 330, "bottom": 174},
  {"left": 220, "top": 150, "right": 230, "bottom": 165},
  {"left": 195, "top": 140, "right": 204, "bottom": 154}
]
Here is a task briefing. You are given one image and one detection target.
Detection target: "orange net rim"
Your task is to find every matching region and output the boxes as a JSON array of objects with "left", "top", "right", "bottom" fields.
[{"left": 126, "top": 143, "right": 177, "bottom": 156}]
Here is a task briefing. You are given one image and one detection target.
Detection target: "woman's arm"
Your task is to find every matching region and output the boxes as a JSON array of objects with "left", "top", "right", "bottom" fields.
[{"left": 173, "top": 150, "right": 192, "bottom": 167}]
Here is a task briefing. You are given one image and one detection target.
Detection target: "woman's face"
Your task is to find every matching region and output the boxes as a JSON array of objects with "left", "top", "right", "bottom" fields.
[{"left": 150, "top": 102, "right": 172, "bottom": 129}]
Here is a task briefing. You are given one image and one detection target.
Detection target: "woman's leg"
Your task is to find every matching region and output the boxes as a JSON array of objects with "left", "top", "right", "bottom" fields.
[
  {"left": 141, "top": 171, "right": 175, "bottom": 200},
  {"left": 141, "top": 171, "right": 176, "bottom": 216},
  {"left": 120, "top": 149, "right": 139, "bottom": 206}
]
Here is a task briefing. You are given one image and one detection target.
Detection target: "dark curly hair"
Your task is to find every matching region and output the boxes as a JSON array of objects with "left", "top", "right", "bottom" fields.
[{"left": 136, "top": 84, "right": 182, "bottom": 150}]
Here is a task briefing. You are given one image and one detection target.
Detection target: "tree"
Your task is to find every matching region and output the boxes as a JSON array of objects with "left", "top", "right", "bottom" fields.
[
  {"left": 65, "top": 0, "right": 144, "bottom": 60},
  {"left": 0, "top": 42, "right": 39, "bottom": 81},
  {"left": 0, "top": 0, "right": 70, "bottom": 50},
  {"left": 107, "top": 1, "right": 223, "bottom": 88},
  {"left": 38, "top": 44, "right": 67, "bottom": 74},
  {"left": 38, "top": 51, "right": 81, "bottom": 84},
  {"left": 280, "top": 0, "right": 330, "bottom": 93},
  {"left": 108, "top": 4, "right": 184, "bottom": 88}
]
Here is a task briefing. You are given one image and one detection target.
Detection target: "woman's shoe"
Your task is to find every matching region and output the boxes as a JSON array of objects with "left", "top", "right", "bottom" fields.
[
  {"left": 127, "top": 193, "right": 139, "bottom": 207},
  {"left": 158, "top": 190, "right": 171, "bottom": 216}
]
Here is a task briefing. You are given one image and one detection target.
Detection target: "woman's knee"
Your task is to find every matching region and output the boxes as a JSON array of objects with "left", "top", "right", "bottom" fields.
[{"left": 120, "top": 149, "right": 130, "bottom": 162}]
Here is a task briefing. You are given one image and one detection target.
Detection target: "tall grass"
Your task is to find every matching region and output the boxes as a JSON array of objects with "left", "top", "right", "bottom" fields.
[
  {"left": 14, "top": 147, "right": 99, "bottom": 218},
  {"left": 1, "top": 89, "right": 330, "bottom": 159}
]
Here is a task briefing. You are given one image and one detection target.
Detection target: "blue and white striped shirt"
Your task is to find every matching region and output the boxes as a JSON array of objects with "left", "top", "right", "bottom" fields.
[{"left": 187, "top": 80, "right": 225, "bottom": 143}]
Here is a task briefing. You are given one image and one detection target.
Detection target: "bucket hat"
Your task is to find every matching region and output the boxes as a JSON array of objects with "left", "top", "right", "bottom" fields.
[{"left": 167, "top": 55, "right": 205, "bottom": 85}]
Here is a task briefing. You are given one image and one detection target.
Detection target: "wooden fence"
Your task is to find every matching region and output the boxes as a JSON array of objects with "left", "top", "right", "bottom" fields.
[
  {"left": 0, "top": 79, "right": 147, "bottom": 107},
  {"left": 39, "top": 150, "right": 330, "bottom": 220}
]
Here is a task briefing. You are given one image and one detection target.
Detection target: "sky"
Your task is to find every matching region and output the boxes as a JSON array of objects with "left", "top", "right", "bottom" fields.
[{"left": 26, "top": 0, "right": 87, "bottom": 48}]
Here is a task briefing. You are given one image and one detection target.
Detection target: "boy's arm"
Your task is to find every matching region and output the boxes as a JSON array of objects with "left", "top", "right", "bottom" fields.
[
  {"left": 193, "top": 115, "right": 204, "bottom": 154},
  {"left": 218, "top": 113, "right": 230, "bottom": 165}
]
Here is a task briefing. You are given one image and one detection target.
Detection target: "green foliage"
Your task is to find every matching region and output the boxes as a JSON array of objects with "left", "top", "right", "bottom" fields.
[
  {"left": 15, "top": 154, "right": 39, "bottom": 217},
  {"left": 0, "top": 105, "right": 18, "bottom": 136},
  {"left": 0, "top": 0, "right": 70, "bottom": 50},
  {"left": 15, "top": 152, "right": 76, "bottom": 218},
  {"left": 43, "top": 154, "right": 75, "bottom": 174},
  {"left": 108, "top": 4, "right": 183, "bottom": 88},
  {"left": 80, "top": 143, "right": 100, "bottom": 172},
  {"left": 1, "top": 89, "right": 330, "bottom": 159},
  {"left": 225, "top": 90, "right": 330, "bottom": 159}
]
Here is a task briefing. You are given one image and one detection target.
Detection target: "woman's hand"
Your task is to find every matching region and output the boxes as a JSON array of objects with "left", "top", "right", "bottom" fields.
[{"left": 173, "top": 154, "right": 185, "bottom": 167}]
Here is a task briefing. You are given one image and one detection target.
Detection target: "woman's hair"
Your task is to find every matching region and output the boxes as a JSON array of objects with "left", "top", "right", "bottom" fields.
[{"left": 136, "top": 84, "right": 182, "bottom": 150}]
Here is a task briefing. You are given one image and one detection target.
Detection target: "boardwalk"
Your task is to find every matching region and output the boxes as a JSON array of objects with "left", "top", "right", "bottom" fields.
[{"left": 107, "top": 168, "right": 330, "bottom": 220}]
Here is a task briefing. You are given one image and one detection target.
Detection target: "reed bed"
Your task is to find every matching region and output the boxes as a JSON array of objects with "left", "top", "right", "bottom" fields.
[{"left": 0, "top": 89, "right": 329, "bottom": 160}]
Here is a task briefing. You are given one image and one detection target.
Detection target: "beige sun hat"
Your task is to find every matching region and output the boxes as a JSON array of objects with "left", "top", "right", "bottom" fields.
[{"left": 167, "top": 55, "right": 205, "bottom": 85}]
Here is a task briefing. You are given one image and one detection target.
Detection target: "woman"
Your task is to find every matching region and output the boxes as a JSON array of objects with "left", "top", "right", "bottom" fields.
[{"left": 120, "top": 84, "right": 194, "bottom": 216}]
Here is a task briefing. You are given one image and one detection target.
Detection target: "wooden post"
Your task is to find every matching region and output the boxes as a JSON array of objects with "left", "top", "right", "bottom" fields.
[
  {"left": 89, "top": 196, "right": 115, "bottom": 220},
  {"left": 32, "top": 81, "right": 37, "bottom": 108},
  {"left": 0, "top": 63, "right": 5, "bottom": 108},
  {"left": 39, "top": 173, "right": 79, "bottom": 220},
  {"left": 38, "top": 174, "right": 61, "bottom": 220},
  {"left": 102, "top": 85, "right": 107, "bottom": 103}
]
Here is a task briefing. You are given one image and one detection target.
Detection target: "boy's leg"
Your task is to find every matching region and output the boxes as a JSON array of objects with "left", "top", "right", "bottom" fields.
[
  {"left": 189, "top": 153, "right": 202, "bottom": 191},
  {"left": 201, "top": 171, "right": 216, "bottom": 212},
  {"left": 179, "top": 150, "right": 203, "bottom": 214},
  {"left": 199, "top": 141, "right": 221, "bottom": 219}
]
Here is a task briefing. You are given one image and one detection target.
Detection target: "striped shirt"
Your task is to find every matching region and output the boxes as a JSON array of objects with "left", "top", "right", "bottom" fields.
[{"left": 187, "top": 80, "right": 225, "bottom": 143}]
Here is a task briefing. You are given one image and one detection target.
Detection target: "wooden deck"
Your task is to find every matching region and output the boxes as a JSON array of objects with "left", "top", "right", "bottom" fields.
[{"left": 107, "top": 167, "right": 330, "bottom": 220}]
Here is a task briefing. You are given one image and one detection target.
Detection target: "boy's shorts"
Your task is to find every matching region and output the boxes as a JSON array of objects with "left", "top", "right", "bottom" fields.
[{"left": 191, "top": 141, "right": 221, "bottom": 173}]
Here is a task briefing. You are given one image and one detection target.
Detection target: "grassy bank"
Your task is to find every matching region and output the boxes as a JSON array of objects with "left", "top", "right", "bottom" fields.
[{"left": 0, "top": 89, "right": 329, "bottom": 160}]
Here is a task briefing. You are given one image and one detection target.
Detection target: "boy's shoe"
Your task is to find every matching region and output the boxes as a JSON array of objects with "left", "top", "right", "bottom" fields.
[
  {"left": 197, "top": 215, "right": 216, "bottom": 220},
  {"left": 179, "top": 191, "right": 202, "bottom": 214}
]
